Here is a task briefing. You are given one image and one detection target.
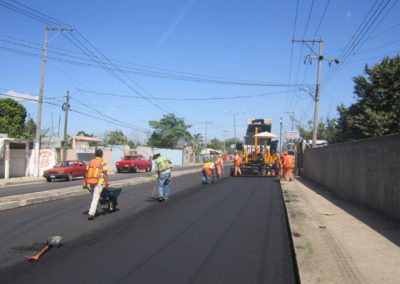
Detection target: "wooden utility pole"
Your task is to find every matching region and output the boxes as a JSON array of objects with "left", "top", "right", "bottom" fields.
[
  {"left": 34, "top": 27, "right": 73, "bottom": 177},
  {"left": 61, "top": 90, "right": 70, "bottom": 160},
  {"left": 292, "top": 37, "right": 338, "bottom": 148}
]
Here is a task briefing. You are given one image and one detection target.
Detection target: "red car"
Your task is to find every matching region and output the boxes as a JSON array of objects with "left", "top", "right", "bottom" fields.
[
  {"left": 43, "top": 160, "right": 87, "bottom": 182},
  {"left": 116, "top": 154, "right": 152, "bottom": 173}
]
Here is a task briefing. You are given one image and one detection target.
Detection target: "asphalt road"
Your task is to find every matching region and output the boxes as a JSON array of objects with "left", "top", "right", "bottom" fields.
[
  {"left": 1, "top": 174, "right": 298, "bottom": 284},
  {"left": 0, "top": 164, "right": 202, "bottom": 198}
]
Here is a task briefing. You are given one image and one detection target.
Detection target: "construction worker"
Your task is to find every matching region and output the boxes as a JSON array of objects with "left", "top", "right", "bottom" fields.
[
  {"left": 283, "top": 151, "right": 294, "bottom": 181},
  {"left": 215, "top": 155, "right": 225, "bottom": 178},
  {"left": 234, "top": 153, "right": 242, "bottom": 176},
  {"left": 276, "top": 154, "right": 283, "bottom": 181},
  {"left": 202, "top": 162, "right": 215, "bottom": 184},
  {"left": 153, "top": 152, "right": 172, "bottom": 202},
  {"left": 83, "top": 149, "right": 109, "bottom": 220}
]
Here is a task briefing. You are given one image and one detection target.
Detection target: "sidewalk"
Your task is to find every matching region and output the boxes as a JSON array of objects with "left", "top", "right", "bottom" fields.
[{"left": 280, "top": 177, "right": 400, "bottom": 284}]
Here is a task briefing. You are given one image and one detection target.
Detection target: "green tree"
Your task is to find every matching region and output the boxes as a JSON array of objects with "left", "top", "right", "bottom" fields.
[
  {"left": 207, "top": 138, "right": 223, "bottom": 150},
  {"left": 148, "top": 113, "right": 192, "bottom": 148},
  {"left": 24, "top": 118, "right": 37, "bottom": 139},
  {"left": 336, "top": 55, "right": 400, "bottom": 141},
  {"left": 0, "top": 98, "right": 27, "bottom": 138},
  {"left": 76, "top": 130, "right": 93, "bottom": 137},
  {"left": 297, "top": 118, "right": 339, "bottom": 144},
  {"left": 103, "top": 130, "right": 127, "bottom": 145}
]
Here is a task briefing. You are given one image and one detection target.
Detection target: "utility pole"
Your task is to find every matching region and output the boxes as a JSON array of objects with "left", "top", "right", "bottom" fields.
[
  {"left": 61, "top": 90, "right": 70, "bottom": 160},
  {"left": 34, "top": 26, "right": 73, "bottom": 177},
  {"left": 223, "top": 130, "right": 228, "bottom": 153},
  {"left": 204, "top": 122, "right": 212, "bottom": 148},
  {"left": 292, "top": 37, "right": 338, "bottom": 148},
  {"left": 279, "top": 117, "right": 283, "bottom": 154}
]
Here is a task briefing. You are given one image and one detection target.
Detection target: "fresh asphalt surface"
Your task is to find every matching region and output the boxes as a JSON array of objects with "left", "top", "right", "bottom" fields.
[
  {"left": 0, "top": 165, "right": 201, "bottom": 198},
  {"left": 1, "top": 173, "right": 298, "bottom": 283}
]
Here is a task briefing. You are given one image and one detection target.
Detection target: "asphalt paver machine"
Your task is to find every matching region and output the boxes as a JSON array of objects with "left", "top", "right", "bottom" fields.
[{"left": 231, "top": 119, "right": 278, "bottom": 177}]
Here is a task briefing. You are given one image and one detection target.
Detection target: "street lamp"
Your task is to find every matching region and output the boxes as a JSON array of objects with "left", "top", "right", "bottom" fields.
[{"left": 224, "top": 110, "right": 246, "bottom": 153}]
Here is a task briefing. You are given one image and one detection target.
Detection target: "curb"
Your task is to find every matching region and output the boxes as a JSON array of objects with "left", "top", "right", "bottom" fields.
[{"left": 0, "top": 168, "right": 200, "bottom": 212}]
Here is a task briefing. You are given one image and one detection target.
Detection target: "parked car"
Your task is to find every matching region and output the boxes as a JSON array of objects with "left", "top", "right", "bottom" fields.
[
  {"left": 43, "top": 160, "right": 87, "bottom": 182},
  {"left": 115, "top": 154, "right": 152, "bottom": 173}
]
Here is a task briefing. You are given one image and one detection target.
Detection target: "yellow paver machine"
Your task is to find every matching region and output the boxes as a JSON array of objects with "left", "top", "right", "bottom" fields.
[{"left": 231, "top": 119, "right": 278, "bottom": 177}]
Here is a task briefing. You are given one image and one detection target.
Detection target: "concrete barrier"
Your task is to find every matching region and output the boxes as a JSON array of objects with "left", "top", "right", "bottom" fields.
[{"left": 303, "top": 133, "right": 400, "bottom": 220}]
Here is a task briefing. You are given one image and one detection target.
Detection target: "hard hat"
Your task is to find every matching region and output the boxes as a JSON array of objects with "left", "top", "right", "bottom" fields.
[{"left": 284, "top": 151, "right": 288, "bottom": 155}]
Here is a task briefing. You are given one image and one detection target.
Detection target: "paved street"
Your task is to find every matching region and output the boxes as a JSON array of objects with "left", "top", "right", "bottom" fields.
[
  {"left": 0, "top": 174, "right": 297, "bottom": 283},
  {"left": 0, "top": 165, "right": 201, "bottom": 198}
]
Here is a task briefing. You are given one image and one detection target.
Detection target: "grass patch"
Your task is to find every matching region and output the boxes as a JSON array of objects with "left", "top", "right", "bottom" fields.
[{"left": 295, "top": 211, "right": 314, "bottom": 255}]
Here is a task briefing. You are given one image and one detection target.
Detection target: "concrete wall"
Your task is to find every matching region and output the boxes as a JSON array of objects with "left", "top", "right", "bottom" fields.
[
  {"left": 303, "top": 133, "right": 400, "bottom": 220},
  {"left": 111, "top": 145, "right": 124, "bottom": 172},
  {"left": 153, "top": 148, "right": 183, "bottom": 166}
]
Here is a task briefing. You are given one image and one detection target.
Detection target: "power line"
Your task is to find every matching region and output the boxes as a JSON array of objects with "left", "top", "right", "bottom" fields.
[
  {"left": 76, "top": 89, "right": 294, "bottom": 101},
  {"left": 323, "top": 0, "right": 394, "bottom": 85},
  {"left": 313, "top": 0, "right": 330, "bottom": 38}
]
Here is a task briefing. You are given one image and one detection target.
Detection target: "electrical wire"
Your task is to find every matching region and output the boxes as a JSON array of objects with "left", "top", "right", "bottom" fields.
[
  {"left": 323, "top": 0, "right": 394, "bottom": 85},
  {"left": 313, "top": 0, "right": 330, "bottom": 38}
]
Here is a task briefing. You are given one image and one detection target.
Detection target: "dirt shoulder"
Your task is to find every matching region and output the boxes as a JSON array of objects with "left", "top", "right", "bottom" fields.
[{"left": 281, "top": 177, "right": 400, "bottom": 284}]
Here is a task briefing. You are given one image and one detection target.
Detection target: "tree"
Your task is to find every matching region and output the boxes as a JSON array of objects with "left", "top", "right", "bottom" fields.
[
  {"left": 76, "top": 130, "right": 93, "bottom": 137},
  {"left": 335, "top": 55, "right": 400, "bottom": 141},
  {"left": 207, "top": 138, "right": 223, "bottom": 150},
  {"left": 0, "top": 98, "right": 27, "bottom": 138},
  {"left": 24, "top": 118, "right": 37, "bottom": 139},
  {"left": 103, "top": 130, "right": 127, "bottom": 145},
  {"left": 297, "top": 118, "right": 339, "bottom": 143},
  {"left": 193, "top": 133, "right": 203, "bottom": 145},
  {"left": 148, "top": 114, "right": 192, "bottom": 148}
]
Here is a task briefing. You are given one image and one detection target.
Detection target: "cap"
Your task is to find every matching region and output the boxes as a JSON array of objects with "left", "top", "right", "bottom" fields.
[{"left": 152, "top": 152, "right": 161, "bottom": 160}]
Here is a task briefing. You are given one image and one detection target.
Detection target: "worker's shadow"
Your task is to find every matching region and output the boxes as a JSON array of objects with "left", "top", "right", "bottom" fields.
[{"left": 81, "top": 208, "right": 120, "bottom": 216}]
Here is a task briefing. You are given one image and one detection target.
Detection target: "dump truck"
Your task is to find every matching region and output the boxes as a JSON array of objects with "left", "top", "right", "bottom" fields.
[{"left": 231, "top": 119, "right": 278, "bottom": 177}]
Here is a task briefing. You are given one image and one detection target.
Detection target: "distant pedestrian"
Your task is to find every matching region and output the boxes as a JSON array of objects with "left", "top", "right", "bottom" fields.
[
  {"left": 153, "top": 152, "right": 172, "bottom": 202},
  {"left": 202, "top": 162, "right": 215, "bottom": 184},
  {"left": 283, "top": 152, "right": 293, "bottom": 181},
  {"left": 83, "top": 149, "right": 109, "bottom": 220}
]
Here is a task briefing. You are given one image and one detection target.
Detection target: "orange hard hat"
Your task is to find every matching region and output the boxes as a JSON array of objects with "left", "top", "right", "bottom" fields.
[{"left": 284, "top": 151, "right": 288, "bottom": 155}]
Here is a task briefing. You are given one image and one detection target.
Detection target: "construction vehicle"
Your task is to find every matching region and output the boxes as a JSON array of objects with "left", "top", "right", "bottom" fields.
[{"left": 231, "top": 119, "right": 278, "bottom": 177}]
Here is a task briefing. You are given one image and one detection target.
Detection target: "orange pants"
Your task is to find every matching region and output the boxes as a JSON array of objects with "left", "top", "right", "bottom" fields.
[{"left": 283, "top": 168, "right": 293, "bottom": 180}]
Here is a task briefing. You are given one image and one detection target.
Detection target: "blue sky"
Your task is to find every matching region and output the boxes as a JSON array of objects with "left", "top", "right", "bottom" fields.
[{"left": 0, "top": 0, "right": 399, "bottom": 145}]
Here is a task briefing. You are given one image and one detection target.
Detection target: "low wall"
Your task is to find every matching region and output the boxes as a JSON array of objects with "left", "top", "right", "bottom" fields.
[{"left": 303, "top": 133, "right": 400, "bottom": 220}]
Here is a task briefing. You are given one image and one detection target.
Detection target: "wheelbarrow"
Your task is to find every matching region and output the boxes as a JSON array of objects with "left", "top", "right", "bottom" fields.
[{"left": 99, "top": 188, "right": 121, "bottom": 213}]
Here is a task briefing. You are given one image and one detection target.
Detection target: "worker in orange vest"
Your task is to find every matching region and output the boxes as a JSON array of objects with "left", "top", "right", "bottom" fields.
[
  {"left": 215, "top": 155, "right": 225, "bottom": 178},
  {"left": 234, "top": 153, "right": 242, "bottom": 176},
  {"left": 275, "top": 154, "right": 283, "bottom": 180},
  {"left": 83, "top": 149, "right": 109, "bottom": 220},
  {"left": 202, "top": 162, "right": 215, "bottom": 184},
  {"left": 283, "top": 152, "right": 293, "bottom": 181}
]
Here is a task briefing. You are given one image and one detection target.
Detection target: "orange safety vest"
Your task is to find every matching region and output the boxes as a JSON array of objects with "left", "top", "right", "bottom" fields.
[
  {"left": 202, "top": 162, "right": 214, "bottom": 175},
  {"left": 86, "top": 158, "right": 103, "bottom": 184},
  {"left": 284, "top": 155, "right": 293, "bottom": 168},
  {"left": 234, "top": 156, "right": 241, "bottom": 166}
]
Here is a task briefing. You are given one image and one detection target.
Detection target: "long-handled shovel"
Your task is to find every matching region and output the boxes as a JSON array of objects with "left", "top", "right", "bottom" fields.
[
  {"left": 26, "top": 236, "right": 62, "bottom": 261},
  {"left": 146, "top": 177, "right": 159, "bottom": 201}
]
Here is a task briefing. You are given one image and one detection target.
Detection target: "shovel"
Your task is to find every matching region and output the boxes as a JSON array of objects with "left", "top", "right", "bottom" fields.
[{"left": 26, "top": 236, "right": 62, "bottom": 261}]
